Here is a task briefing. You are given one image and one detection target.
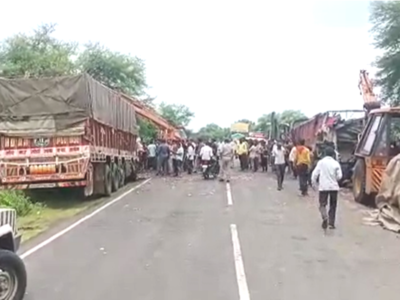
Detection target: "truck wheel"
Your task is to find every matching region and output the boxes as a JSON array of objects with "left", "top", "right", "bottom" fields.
[
  {"left": 83, "top": 163, "right": 94, "bottom": 198},
  {"left": 104, "top": 164, "right": 112, "bottom": 197},
  {"left": 128, "top": 161, "right": 137, "bottom": 182},
  {"left": 119, "top": 165, "right": 125, "bottom": 187},
  {"left": 111, "top": 163, "right": 119, "bottom": 192},
  {"left": 0, "top": 250, "right": 27, "bottom": 300},
  {"left": 353, "top": 159, "right": 373, "bottom": 205}
]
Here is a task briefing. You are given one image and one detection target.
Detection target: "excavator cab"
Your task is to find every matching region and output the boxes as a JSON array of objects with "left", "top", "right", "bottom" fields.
[{"left": 353, "top": 108, "right": 400, "bottom": 204}]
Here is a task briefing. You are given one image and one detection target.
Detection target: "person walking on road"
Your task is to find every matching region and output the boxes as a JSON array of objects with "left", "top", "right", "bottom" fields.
[
  {"left": 311, "top": 147, "right": 342, "bottom": 230},
  {"left": 218, "top": 138, "right": 234, "bottom": 182},
  {"left": 294, "top": 139, "right": 311, "bottom": 196},
  {"left": 147, "top": 141, "right": 157, "bottom": 171},
  {"left": 273, "top": 142, "right": 286, "bottom": 190}
]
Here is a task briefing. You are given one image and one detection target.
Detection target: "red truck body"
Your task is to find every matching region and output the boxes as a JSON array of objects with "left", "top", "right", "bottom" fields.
[
  {"left": 0, "top": 74, "right": 138, "bottom": 196},
  {"left": 290, "top": 112, "right": 336, "bottom": 147}
]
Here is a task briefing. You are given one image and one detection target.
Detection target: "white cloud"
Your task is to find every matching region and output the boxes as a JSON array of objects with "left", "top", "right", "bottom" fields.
[{"left": 0, "top": 0, "right": 380, "bottom": 130}]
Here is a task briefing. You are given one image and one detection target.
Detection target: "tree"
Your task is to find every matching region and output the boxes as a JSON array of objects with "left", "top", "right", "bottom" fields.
[
  {"left": 255, "top": 114, "right": 271, "bottom": 132},
  {"left": 0, "top": 23, "right": 76, "bottom": 78},
  {"left": 0, "top": 23, "right": 150, "bottom": 101},
  {"left": 370, "top": 1, "right": 400, "bottom": 105},
  {"left": 77, "top": 42, "right": 148, "bottom": 96},
  {"left": 196, "top": 123, "right": 230, "bottom": 140},
  {"left": 138, "top": 118, "right": 158, "bottom": 143},
  {"left": 278, "top": 110, "right": 307, "bottom": 126},
  {"left": 158, "top": 102, "right": 194, "bottom": 127},
  {"left": 255, "top": 110, "right": 307, "bottom": 133}
]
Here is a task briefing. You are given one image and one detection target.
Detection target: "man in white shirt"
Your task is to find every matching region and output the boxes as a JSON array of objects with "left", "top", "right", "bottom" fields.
[
  {"left": 273, "top": 142, "right": 287, "bottom": 190},
  {"left": 200, "top": 142, "right": 213, "bottom": 162},
  {"left": 147, "top": 141, "right": 157, "bottom": 171},
  {"left": 311, "top": 147, "right": 343, "bottom": 230},
  {"left": 187, "top": 141, "right": 195, "bottom": 174}
]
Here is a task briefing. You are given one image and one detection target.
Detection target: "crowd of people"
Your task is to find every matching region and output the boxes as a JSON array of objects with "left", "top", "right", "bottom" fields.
[{"left": 137, "top": 137, "right": 343, "bottom": 230}]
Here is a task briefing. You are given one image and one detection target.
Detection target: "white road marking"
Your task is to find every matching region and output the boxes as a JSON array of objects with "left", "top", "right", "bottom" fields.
[
  {"left": 226, "top": 182, "right": 233, "bottom": 206},
  {"left": 20, "top": 178, "right": 152, "bottom": 260},
  {"left": 230, "top": 224, "right": 250, "bottom": 300}
]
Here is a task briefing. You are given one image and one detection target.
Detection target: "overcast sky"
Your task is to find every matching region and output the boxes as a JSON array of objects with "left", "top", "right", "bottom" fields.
[{"left": 1, "top": 0, "right": 378, "bottom": 130}]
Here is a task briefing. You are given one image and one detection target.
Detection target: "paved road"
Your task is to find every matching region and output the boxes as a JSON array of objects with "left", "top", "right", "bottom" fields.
[{"left": 23, "top": 169, "right": 400, "bottom": 300}]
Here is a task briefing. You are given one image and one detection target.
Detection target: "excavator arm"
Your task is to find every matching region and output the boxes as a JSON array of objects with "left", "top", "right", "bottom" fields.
[{"left": 358, "top": 70, "right": 381, "bottom": 112}]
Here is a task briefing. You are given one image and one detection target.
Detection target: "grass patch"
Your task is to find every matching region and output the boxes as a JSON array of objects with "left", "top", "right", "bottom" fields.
[{"left": 17, "top": 190, "right": 106, "bottom": 243}]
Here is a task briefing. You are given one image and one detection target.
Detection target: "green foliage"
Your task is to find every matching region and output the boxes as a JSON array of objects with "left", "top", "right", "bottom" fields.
[
  {"left": 77, "top": 42, "right": 148, "bottom": 96},
  {"left": 370, "top": 1, "right": 400, "bottom": 105},
  {"left": 0, "top": 23, "right": 149, "bottom": 99},
  {"left": 0, "top": 191, "right": 43, "bottom": 217},
  {"left": 196, "top": 123, "right": 230, "bottom": 140},
  {"left": 0, "top": 24, "right": 77, "bottom": 78},
  {"left": 158, "top": 102, "right": 194, "bottom": 127},
  {"left": 255, "top": 110, "right": 307, "bottom": 133},
  {"left": 138, "top": 118, "right": 158, "bottom": 143}
]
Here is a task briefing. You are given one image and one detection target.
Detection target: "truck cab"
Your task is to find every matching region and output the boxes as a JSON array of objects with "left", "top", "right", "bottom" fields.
[{"left": 353, "top": 107, "right": 400, "bottom": 204}]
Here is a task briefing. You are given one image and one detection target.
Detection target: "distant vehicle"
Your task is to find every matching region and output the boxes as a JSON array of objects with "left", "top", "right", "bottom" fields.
[
  {"left": 0, "top": 74, "right": 139, "bottom": 198},
  {"left": 0, "top": 208, "right": 27, "bottom": 300}
]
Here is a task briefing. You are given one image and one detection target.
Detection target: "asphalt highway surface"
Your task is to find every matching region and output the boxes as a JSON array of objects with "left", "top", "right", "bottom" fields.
[{"left": 21, "top": 168, "right": 400, "bottom": 300}]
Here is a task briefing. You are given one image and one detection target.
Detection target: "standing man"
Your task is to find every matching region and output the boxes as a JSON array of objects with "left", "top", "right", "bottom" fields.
[
  {"left": 186, "top": 141, "right": 195, "bottom": 174},
  {"left": 289, "top": 143, "right": 297, "bottom": 178},
  {"left": 294, "top": 139, "right": 311, "bottom": 196},
  {"left": 200, "top": 142, "right": 213, "bottom": 165},
  {"left": 273, "top": 142, "right": 287, "bottom": 190},
  {"left": 218, "top": 138, "right": 234, "bottom": 182},
  {"left": 172, "top": 141, "right": 184, "bottom": 177},
  {"left": 311, "top": 147, "right": 342, "bottom": 230},
  {"left": 237, "top": 138, "right": 248, "bottom": 171},
  {"left": 260, "top": 140, "right": 268, "bottom": 172},
  {"left": 147, "top": 140, "right": 157, "bottom": 171},
  {"left": 157, "top": 139, "right": 170, "bottom": 176}
]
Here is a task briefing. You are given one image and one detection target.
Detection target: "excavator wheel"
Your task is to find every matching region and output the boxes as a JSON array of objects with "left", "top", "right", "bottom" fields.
[{"left": 352, "top": 158, "right": 374, "bottom": 205}]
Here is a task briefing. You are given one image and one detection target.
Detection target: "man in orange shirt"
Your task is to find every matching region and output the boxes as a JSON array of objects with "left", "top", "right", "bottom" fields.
[{"left": 294, "top": 139, "right": 311, "bottom": 196}]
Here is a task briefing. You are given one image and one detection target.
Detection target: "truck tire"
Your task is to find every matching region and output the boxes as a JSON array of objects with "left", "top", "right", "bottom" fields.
[
  {"left": 111, "top": 163, "right": 119, "bottom": 192},
  {"left": 82, "top": 163, "right": 94, "bottom": 198},
  {"left": 0, "top": 249, "right": 27, "bottom": 300},
  {"left": 352, "top": 158, "right": 373, "bottom": 205},
  {"left": 104, "top": 164, "right": 112, "bottom": 197},
  {"left": 119, "top": 164, "right": 125, "bottom": 187},
  {"left": 127, "top": 160, "right": 137, "bottom": 182}
]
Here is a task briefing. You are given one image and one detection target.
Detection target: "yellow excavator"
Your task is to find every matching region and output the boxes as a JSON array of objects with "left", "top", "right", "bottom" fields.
[{"left": 352, "top": 70, "right": 400, "bottom": 205}]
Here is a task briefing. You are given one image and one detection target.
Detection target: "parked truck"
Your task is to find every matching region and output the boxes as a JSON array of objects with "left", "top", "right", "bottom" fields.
[
  {"left": 0, "top": 74, "right": 138, "bottom": 197},
  {"left": 290, "top": 110, "right": 365, "bottom": 185}
]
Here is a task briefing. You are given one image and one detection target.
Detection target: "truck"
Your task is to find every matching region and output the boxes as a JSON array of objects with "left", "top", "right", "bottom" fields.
[
  {"left": 0, "top": 74, "right": 138, "bottom": 197},
  {"left": 290, "top": 110, "right": 365, "bottom": 185}
]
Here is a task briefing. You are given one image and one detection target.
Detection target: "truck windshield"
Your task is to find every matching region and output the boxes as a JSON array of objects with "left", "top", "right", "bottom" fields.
[{"left": 388, "top": 115, "right": 400, "bottom": 156}]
